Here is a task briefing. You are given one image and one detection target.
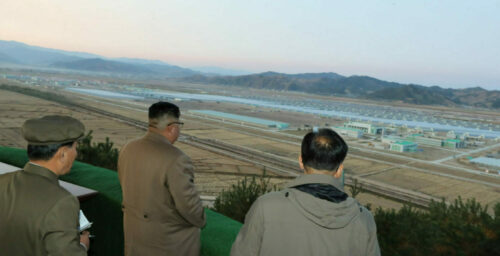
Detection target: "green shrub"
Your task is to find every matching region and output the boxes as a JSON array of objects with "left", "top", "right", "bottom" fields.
[
  {"left": 375, "top": 197, "right": 500, "bottom": 256},
  {"left": 375, "top": 205, "right": 435, "bottom": 256},
  {"left": 213, "top": 175, "right": 275, "bottom": 223},
  {"left": 77, "top": 130, "right": 119, "bottom": 171},
  {"left": 214, "top": 176, "right": 500, "bottom": 255}
]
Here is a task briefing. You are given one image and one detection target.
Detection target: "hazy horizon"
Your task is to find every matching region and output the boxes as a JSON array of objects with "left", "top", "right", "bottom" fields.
[{"left": 1, "top": 0, "right": 499, "bottom": 90}]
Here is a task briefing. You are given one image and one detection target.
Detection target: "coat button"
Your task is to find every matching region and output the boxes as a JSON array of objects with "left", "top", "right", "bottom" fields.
[{"left": 144, "top": 214, "right": 148, "bottom": 219}]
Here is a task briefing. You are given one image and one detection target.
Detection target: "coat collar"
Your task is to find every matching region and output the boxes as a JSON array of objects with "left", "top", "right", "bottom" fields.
[
  {"left": 23, "top": 162, "right": 59, "bottom": 184},
  {"left": 144, "top": 131, "right": 171, "bottom": 145},
  {"left": 285, "top": 173, "right": 345, "bottom": 192}
]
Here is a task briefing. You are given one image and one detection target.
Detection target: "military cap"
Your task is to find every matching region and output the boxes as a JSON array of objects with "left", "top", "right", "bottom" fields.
[{"left": 22, "top": 115, "right": 85, "bottom": 145}]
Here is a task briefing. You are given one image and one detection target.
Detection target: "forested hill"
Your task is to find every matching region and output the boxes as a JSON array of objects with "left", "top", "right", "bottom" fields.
[
  {"left": 183, "top": 72, "right": 500, "bottom": 109},
  {"left": 367, "top": 85, "right": 500, "bottom": 109},
  {"left": 0, "top": 40, "right": 199, "bottom": 78},
  {"left": 184, "top": 72, "right": 401, "bottom": 95},
  {"left": 50, "top": 58, "right": 198, "bottom": 77}
]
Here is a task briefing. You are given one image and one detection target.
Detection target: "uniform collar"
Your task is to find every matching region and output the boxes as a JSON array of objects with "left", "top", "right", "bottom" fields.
[
  {"left": 144, "top": 131, "right": 171, "bottom": 144},
  {"left": 23, "top": 162, "right": 59, "bottom": 184},
  {"left": 285, "top": 173, "right": 345, "bottom": 192}
]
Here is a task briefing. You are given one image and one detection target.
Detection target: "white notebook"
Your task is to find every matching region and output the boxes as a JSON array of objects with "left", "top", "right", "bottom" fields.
[{"left": 79, "top": 210, "right": 92, "bottom": 232}]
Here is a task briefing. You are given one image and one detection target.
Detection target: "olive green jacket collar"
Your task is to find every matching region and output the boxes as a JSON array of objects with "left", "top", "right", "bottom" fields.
[
  {"left": 285, "top": 173, "right": 345, "bottom": 192},
  {"left": 23, "top": 162, "right": 59, "bottom": 185}
]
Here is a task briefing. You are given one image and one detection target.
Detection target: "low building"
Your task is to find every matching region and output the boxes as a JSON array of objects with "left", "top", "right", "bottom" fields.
[
  {"left": 410, "top": 127, "right": 424, "bottom": 134},
  {"left": 470, "top": 157, "right": 500, "bottom": 170},
  {"left": 190, "top": 110, "right": 290, "bottom": 129},
  {"left": 447, "top": 130, "right": 458, "bottom": 139},
  {"left": 344, "top": 122, "right": 384, "bottom": 135},
  {"left": 390, "top": 141, "right": 418, "bottom": 152},
  {"left": 332, "top": 127, "right": 364, "bottom": 138},
  {"left": 381, "top": 135, "right": 404, "bottom": 144},
  {"left": 406, "top": 134, "right": 443, "bottom": 147},
  {"left": 462, "top": 133, "right": 485, "bottom": 141},
  {"left": 443, "top": 139, "right": 464, "bottom": 149}
]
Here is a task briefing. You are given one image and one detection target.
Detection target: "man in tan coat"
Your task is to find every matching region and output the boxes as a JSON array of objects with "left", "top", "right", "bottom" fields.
[
  {"left": 231, "top": 129, "right": 380, "bottom": 256},
  {"left": 0, "top": 115, "right": 90, "bottom": 255},
  {"left": 118, "top": 101, "right": 206, "bottom": 256}
]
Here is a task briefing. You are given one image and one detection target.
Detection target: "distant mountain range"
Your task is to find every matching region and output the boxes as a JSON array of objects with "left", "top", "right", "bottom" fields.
[
  {"left": 183, "top": 72, "right": 500, "bottom": 109},
  {"left": 50, "top": 58, "right": 199, "bottom": 77},
  {"left": 0, "top": 40, "right": 498, "bottom": 109},
  {"left": 183, "top": 72, "right": 392, "bottom": 95},
  {"left": 189, "top": 66, "right": 252, "bottom": 76},
  {"left": 0, "top": 40, "right": 198, "bottom": 77}
]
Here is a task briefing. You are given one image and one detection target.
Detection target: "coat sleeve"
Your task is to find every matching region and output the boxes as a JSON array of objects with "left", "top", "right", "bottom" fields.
[
  {"left": 42, "top": 195, "right": 87, "bottom": 256},
  {"left": 365, "top": 212, "right": 381, "bottom": 256},
  {"left": 230, "top": 198, "right": 265, "bottom": 256},
  {"left": 166, "top": 154, "right": 206, "bottom": 228}
]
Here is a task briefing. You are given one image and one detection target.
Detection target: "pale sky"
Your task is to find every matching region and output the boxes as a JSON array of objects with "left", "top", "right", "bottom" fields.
[{"left": 1, "top": 0, "right": 499, "bottom": 90}]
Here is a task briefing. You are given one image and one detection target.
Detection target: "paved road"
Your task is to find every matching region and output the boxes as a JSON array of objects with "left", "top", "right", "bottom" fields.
[
  {"left": 85, "top": 97, "right": 500, "bottom": 186},
  {"left": 185, "top": 113, "right": 500, "bottom": 186},
  {"left": 432, "top": 142, "right": 500, "bottom": 163}
]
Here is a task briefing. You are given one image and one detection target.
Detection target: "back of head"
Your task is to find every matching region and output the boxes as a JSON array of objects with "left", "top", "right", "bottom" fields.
[
  {"left": 148, "top": 101, "right": 180, "bottom": 130},
  {"left": 301, "top": 128, "right": 348, "bottom": 172},
  {"left": 27, "top": 141, "right": 75, "bottom": 161}
]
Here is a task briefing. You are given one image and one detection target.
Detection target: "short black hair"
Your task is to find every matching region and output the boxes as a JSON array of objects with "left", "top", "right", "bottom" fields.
[
  {"left": 148, "top": 101, "right": 180, "bottom": 120},
  {"left": 27, "top": 141, "right": 74, "bottom": 161},
  {"left": 301, "top": 129, "right": 348, "bottom": 172}
]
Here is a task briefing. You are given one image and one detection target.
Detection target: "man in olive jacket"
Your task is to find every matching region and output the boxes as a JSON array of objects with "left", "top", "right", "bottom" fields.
[
  {"left": 0, "top": 115, "right": 89, "bottom": 255},
  {"left": 118, "top": 101, "right": 206, "bottom": 256},
  {"left": 231, "top": 129, "right": 380, "bottom": 256}
]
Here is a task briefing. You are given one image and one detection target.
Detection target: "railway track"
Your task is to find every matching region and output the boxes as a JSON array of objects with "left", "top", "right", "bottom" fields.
[
  {"left": 183, "top": 135, "right": 301, "bottom": 177},
  {"left": 2, "top": 86, "right": 444, "bottom": 208},
  {"left": 69, "top": 100, "right": 443, "bottom": 207},
  {"left": 64, "top": 99, "right": 302, "bottom": 175}
]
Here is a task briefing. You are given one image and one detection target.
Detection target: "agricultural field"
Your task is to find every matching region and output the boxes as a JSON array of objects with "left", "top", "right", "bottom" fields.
[{"left": 2, "top": 83, "right": 500, "bottom": 213}]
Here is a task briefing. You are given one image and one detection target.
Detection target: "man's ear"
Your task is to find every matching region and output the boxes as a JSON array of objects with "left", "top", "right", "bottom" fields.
[
  {"left": 60, "top": 146, "right": 70, "bottom": 161},
  {"left": 159, "top": 124, "right": 169, "bottom": 137},
  {"left": 165, "top": 123, "right": 175, "bottom": 134},
  {"left": 334, "top": 164, "right": 344, "bottom": 178},
  {"left": 54, "top": 147, "right": 64, "bottom": 160},
  {"left": 298, "top": 154, "right": 304, "bottom": 170}
]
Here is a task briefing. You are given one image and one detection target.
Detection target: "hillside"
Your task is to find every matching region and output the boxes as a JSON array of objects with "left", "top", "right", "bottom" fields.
[
  {"left": 0, "top": 40, "right": 91, "bottom": 65},
  {"left": 367, "top": 85, "right": 500, "bottom": 108},
  {"left": 184, "top": 72, "right": 400, "bottom": 95},
  {"left": 366, "top": 84, "right": 457, "bottom": 106},
  {"left": 450, "top": 87, "right": 500, "bottom": 109},
  {"left": 183, "top": 73, "right": 499, "bottom": 109},
  {"left": 49, "top": 58, "right": 199, "bottom": 77},
  {"left": 0, "top": 40, "right": 199, "bottom": 77},
  {"left": 51, "top": 58, "right": 153, "bottom": 73},
  {"left": 1, "top": 39, "right": 498, "bottom": 108},
  {"left": 184, "top": 72, "right": 401, "bottom": 96},
  {"left": 0, "top": 51, "right": 19, "bottom": 64}
]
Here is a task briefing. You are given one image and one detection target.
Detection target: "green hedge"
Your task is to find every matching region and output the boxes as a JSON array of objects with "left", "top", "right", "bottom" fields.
[{"left": 0, "top": 146, "right": 241, "bottom": 256}]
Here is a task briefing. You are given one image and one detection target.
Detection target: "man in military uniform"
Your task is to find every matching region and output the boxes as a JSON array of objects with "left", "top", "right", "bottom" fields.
[{"left": 0, "top": 115, "right": 90, "bottom": 255}]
